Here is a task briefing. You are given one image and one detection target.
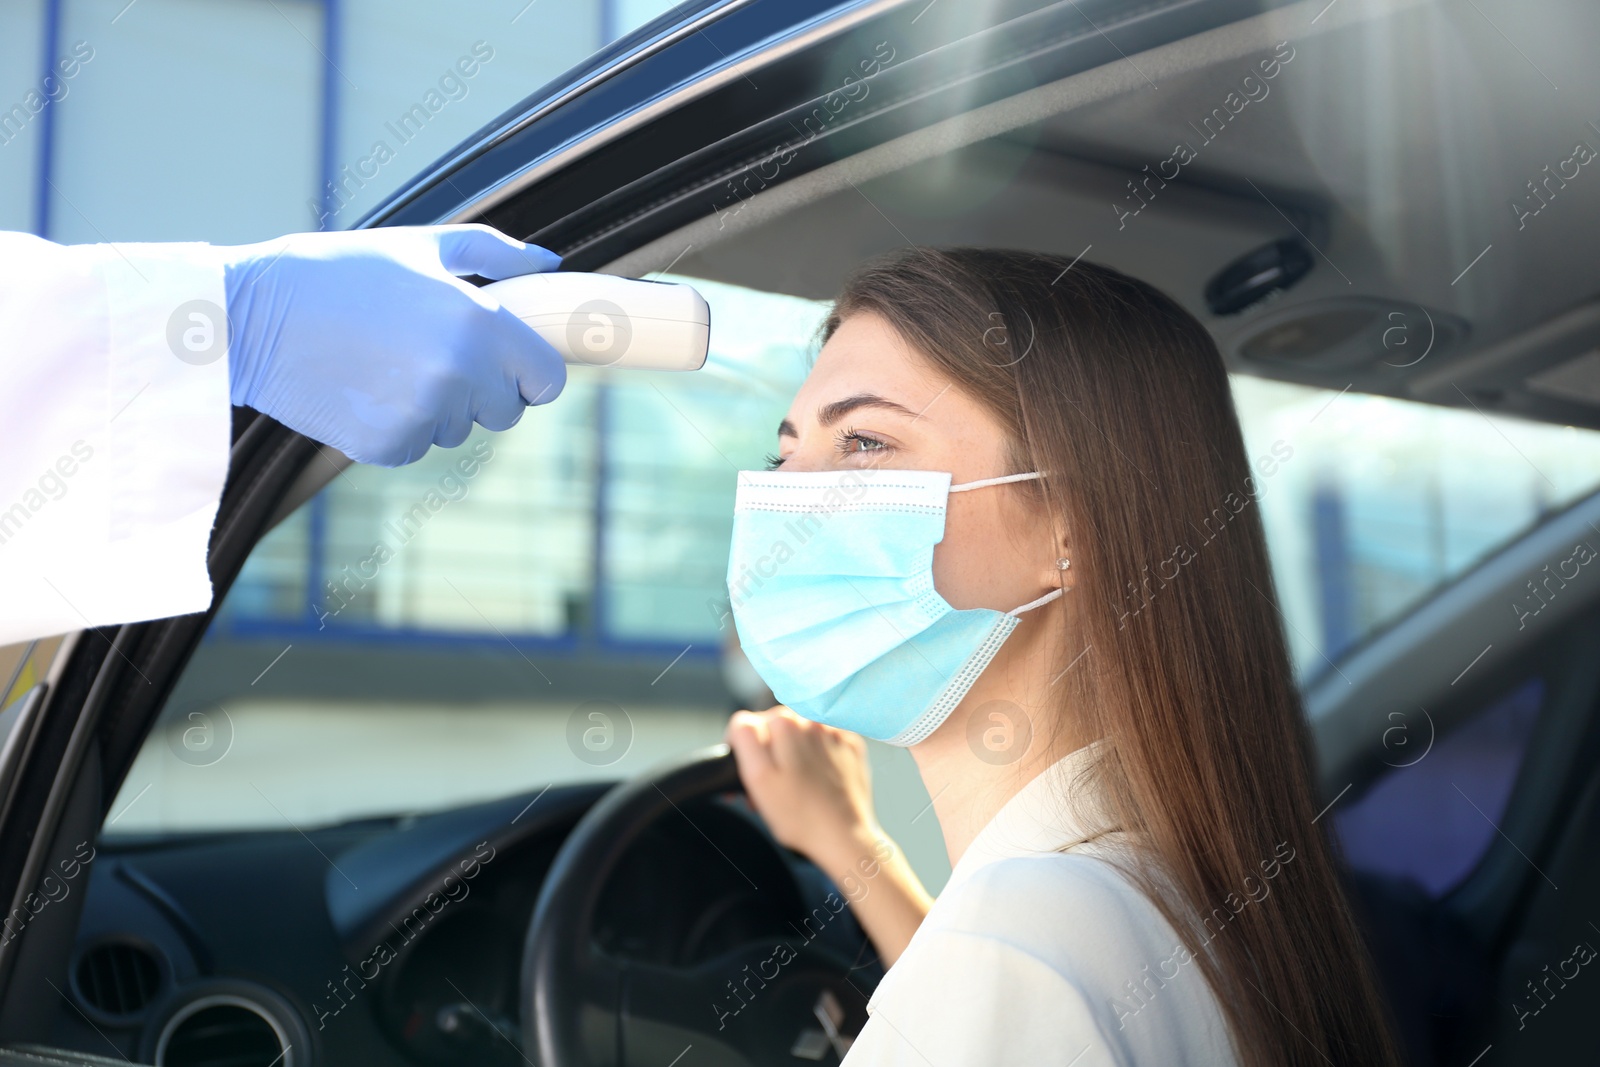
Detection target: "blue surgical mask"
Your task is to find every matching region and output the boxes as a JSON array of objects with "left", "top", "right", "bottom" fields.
[{"left": 726, "top": 467, "right": 1061, "bottom": 745}]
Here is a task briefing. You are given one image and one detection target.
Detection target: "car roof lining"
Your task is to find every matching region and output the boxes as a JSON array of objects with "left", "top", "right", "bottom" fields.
[
  {"left": 603, "top": 0, "right": 1320, "bottom": 276},
  {"left": 605, "top": 0, "right": 1600, "bottom": 432}
]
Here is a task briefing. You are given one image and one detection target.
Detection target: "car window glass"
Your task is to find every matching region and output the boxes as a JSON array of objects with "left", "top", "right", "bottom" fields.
[{"left": 1230, "top": 379, "right": 1600, "bottom": 680}]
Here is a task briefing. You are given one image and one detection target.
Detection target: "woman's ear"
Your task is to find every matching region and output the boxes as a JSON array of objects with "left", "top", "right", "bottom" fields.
[{"left": 1039, "top": 523, "right": 1074, "bottom": 593}]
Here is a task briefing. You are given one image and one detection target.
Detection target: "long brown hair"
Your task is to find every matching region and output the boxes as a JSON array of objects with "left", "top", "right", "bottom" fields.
[{"left": 824, "top": 248, "right": 1401, "bottom": 1067}]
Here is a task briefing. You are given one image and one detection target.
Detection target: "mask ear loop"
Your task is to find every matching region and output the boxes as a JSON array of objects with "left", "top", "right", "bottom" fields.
[
  {"left": 948, "top": 471, "right": 1044, "bottom": 492},
  {"left": 1006, "top": 587, "right": 1063, "bottom": 617},
  {"left": 948, "top": 472, "right": 1062, "bottom": 616}
]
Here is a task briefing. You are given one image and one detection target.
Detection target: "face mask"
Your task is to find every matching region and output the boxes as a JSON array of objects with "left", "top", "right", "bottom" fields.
[{"left": 726, "top": 468, "right": 1062, "bottom": 746}]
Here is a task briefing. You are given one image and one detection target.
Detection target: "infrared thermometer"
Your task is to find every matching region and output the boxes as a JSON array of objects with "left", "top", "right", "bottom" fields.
[{"left": 483, "top": 272, "right": 710, "bottom": 371}]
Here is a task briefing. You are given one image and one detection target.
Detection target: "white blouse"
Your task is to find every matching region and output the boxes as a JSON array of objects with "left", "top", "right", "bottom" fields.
[{"left": 843, "top": 743, "right": 1240, "bottom": 1066}]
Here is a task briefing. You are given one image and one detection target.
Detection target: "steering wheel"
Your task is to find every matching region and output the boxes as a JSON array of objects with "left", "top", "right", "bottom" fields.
[{"left": 521, "top": 745, "right": 871, "bottom": 1066}]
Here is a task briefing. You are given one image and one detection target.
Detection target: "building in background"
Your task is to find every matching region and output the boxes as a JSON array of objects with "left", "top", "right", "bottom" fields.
[{"left": 0, "top": 0, "right": 683, "bottom": 241}]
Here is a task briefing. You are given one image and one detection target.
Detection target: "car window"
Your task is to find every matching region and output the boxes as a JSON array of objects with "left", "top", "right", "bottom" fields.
[
  {"left": 1229, "top": 379, "right": 1600, "bottom": 680},
  {"left": 103, "top": 279, "right": 1600, "bottom": 904},
  {"left": 106, "top": 275, "right": 957, "bottom": 892}
]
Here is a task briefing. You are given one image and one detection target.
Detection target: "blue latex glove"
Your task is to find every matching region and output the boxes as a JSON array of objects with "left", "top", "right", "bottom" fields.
[{"left": 222, "top": 224, "right": 566, "bottom": 467}]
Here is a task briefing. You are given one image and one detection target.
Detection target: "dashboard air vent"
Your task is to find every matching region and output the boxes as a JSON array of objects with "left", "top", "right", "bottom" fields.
[
  {"left": 74, "top": 940, "right": 163, "bottom": 1018},
  {"left": 157, "top": 996, "right": 293, "bottom": 1067}
]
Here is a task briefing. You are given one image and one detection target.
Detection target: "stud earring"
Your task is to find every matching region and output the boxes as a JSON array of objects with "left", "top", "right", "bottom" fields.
[{"left": 1056, "top": 557, "right": 1071, "bottom": 571}]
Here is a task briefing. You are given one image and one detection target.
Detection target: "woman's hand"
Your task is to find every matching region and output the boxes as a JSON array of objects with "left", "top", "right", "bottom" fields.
[
  {"left": 725, "top": 706, "right": 934, "bottom": 966},
  {"left": 725, "top": 707, "right": 879, "bottom": 872}
]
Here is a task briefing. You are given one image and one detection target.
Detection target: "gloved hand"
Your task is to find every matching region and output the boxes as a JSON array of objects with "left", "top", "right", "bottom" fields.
[{"left": 221, "top": 224, "right": 566, "bottom": 467}]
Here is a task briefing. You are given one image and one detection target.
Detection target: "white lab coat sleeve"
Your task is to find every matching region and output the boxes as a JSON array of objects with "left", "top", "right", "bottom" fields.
[{"left": 0, "top": 231, "right": 232, "bottom": 646}]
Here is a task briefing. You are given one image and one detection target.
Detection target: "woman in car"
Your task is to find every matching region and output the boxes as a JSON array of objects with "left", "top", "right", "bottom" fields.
[{"left": 724, "top": 247, "right": 1401, "bottom": 1066}]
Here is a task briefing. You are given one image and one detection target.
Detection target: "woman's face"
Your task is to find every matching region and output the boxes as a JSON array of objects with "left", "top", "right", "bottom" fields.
[{"left": 772, "top": 311, "right": 1063, "bottom": 614}]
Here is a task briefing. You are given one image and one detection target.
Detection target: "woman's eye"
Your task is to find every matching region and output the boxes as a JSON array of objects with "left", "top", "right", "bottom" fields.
[
  {"left": 764, "top": 452, "right": 784, "bottom": 470},
  {"left": 836, "top": 429, "right": 889, "bottom": 457}
]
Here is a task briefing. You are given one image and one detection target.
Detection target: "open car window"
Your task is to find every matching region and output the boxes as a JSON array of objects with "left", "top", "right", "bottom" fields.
[
  {"left": 102, "top": 276, "right": 960, "bottom": 891},
  {"left": 106, "top": 278, "right": 823, "bottom": 831},
  {"left": 104, "top": 274, "right": 1600, "bottom": 875}
]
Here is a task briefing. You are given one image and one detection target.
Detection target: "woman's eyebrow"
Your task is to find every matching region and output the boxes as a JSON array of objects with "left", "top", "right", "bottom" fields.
[
  {"left": 776, "top": 393, "right": 923, "bottom": 438},
  {"left": 818, "top": 393, "right": 921, "bottom": 425}
]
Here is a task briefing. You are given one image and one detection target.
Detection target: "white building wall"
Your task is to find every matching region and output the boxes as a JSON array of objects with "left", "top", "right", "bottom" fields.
[{"left": 0, "top": 0, "right": 684, "bottom": 243}]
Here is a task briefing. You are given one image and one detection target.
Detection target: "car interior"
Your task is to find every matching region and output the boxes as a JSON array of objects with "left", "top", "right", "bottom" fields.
[{"left": 1, "top": 0, "right": 1598, "bottom": 1065}]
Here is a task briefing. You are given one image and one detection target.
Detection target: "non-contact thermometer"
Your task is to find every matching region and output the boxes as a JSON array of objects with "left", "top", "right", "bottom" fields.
[{"left": 483, "top": 272, "right": 710, "bottom": 371}]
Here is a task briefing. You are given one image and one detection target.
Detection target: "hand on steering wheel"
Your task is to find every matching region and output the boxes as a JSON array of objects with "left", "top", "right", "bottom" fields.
[
  {"left": 727, "top": 709, "right": 935, "bottom": 969},
  {"left": 521, "top": 747, "right": 872, "bottom": 1067},
  {"left": 726, "top": 707, "right": 881, "bottom": 876}
]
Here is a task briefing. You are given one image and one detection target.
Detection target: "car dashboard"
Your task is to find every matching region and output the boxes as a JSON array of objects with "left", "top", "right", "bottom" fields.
[{"left": 45, "top": 781, "right": 875, "bottom": 1067}]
